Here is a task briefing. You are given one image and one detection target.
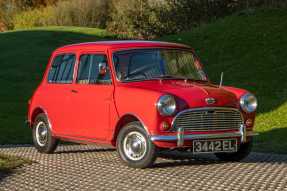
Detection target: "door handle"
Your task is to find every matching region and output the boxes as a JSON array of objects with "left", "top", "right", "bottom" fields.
[{"left": 71, "top": 89, "right": 78, "bottom": 93}]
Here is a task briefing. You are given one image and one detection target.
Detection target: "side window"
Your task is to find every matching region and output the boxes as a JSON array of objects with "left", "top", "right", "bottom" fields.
[
  {"left": 48, "top": 54, "right": 76, "bottom": 83},
  {"left": 77, "top": 54, "right": 111, "bottom": 84}
]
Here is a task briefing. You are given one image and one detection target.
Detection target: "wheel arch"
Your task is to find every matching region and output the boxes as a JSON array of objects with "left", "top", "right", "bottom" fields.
[
  {"left": 112, "top": 113, "right": 149, "bottom": 146},
  {"left": 30, "top": 107, "right": 51, "bottom": 128}
]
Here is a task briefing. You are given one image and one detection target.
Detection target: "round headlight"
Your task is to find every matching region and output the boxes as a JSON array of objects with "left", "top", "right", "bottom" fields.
[
  {"left": 240, "top": 93, "right": 257, "bottom": 113},
  {"left": 157, "top": 95, "right": 177, "bottom": 116}
]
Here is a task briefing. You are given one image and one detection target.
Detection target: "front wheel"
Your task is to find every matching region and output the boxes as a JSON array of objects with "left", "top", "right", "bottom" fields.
[
  {"left": 32, "top": 113, "right": 58, "bottom": 154},
  {"left": 215, "top": 139, "right": 253, "bottom": 161},
  {"left": 116, "top": 122, "right": 157, "bottom": 168}
]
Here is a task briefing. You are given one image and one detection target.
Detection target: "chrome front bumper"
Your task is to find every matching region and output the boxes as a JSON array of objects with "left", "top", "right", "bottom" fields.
[{"left": 150, "top": 125, "right": 258, "bottom": 147}]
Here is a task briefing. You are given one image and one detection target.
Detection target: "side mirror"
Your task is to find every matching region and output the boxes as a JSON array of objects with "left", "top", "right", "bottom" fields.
[{"left": 99, "top": 62, "right": 107, "bottom": 75}]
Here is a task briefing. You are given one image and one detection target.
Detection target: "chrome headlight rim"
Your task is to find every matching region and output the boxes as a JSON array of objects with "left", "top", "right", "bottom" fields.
[
  {"left": 156, "top": 94, "right": 177, "bottom": 116},
  {"left": 240, "top": 93, "right": 257, "bottom": 113}
]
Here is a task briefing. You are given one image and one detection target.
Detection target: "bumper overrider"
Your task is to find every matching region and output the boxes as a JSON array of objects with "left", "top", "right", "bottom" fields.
[{"left": 150, "top": 125, "right": 257, "bottom": 147}]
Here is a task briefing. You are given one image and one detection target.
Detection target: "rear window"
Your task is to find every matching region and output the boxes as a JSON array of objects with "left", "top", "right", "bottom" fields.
[{"left": 48, "top": 54, "right": 76, "bottom": 83}]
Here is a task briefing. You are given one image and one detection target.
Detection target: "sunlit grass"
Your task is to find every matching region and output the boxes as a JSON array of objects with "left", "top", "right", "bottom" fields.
[{"left": 0, "top": 154, "right": 31, "bottom": 172}]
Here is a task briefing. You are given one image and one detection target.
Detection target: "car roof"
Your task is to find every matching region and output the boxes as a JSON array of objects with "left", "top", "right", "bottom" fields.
[{"left": 54, "top": 40, "right": 191, "bottom": 53}]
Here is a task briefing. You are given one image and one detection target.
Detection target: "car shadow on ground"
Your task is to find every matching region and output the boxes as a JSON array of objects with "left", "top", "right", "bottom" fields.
[{"left": 155, "top": 154, "right": 226, "bottom": 168}]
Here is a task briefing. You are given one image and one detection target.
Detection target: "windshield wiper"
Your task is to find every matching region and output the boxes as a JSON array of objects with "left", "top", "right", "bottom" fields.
[
  {"left": 188, "top": 78, "right": 208, "bottom": 83},
  {"left": 154, "top": 75, "right": 209, "bottom": 83},
  {"left": 123, "top": 78, "right": 145, "bottom": 82},
  {"left": 150, "top": 75, "right": 187, "bottom": 80},
  {"left": 122, "top": 75, "right": 208, "bottom": 83}
]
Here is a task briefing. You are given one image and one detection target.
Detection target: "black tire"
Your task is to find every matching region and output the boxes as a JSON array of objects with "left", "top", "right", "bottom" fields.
[
  {"left": 32, "top": 113, "right": 58, "bottom": 154},
  {"left": 116, "top": 122, "right": 157, "bottom": 168},
  {"left": 215, "top": 139, "right": 253, "bottom": 161}
]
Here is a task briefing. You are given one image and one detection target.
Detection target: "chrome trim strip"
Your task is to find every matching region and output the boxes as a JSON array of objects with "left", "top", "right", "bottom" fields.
[
  {"left": 151, "top": 132, "right": 243, "bottom": 142},
  {"left": 151, "top": 129, "right": 257, "bottom": 147}
]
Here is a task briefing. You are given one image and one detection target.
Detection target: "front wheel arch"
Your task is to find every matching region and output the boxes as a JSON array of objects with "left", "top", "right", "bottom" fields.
[{"left": 112, "top": 114, "right": 147, "bottom": 146}]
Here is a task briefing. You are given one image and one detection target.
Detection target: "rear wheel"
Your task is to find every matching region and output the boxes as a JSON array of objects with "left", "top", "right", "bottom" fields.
[
  {"left": 32, "top": 113, "right": 58, "bottom": 154},
  {"left": 116, "top": 122, "right": 157, "bottom": 168},
  {"left": 215, "top": 139, "right": 253, "bottom": 161}
]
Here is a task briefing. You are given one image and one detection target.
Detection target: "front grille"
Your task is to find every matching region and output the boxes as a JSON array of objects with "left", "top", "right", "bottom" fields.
[{"left": 172, "top": 108, "right": 243, "bottom": 131}]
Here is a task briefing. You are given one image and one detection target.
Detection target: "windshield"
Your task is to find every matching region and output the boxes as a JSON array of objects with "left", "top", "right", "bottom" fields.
[{"left": 113, "top": 48, "right": 208, "bottom": 82}]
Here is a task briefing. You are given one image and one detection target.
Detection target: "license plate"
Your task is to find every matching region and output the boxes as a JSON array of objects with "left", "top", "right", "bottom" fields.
[{"left": 193, "top": 139, "right": 237, "bottom": 154}]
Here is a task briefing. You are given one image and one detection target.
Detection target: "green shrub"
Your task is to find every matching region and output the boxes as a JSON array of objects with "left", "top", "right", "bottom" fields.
[
  {"left": 12, "top": 0, "right": 110, "bottom": 30},
  {"left": 107, "top": 0, "right": 238, "bottom": 38},
  {"left": 13, "top": 6, "right": 54, "bottom": 29},
  {"left": 0, "top": 0, "right": 61, "bottom": 30},
  {"left": 0, "top": 0, "right": 24, "bottom": 30},
  {"left": 52, "top": 0, "right": 110, "bottom": 28},
  {"left": 107, "top": 0, "right": 154, "bottom": 38}
]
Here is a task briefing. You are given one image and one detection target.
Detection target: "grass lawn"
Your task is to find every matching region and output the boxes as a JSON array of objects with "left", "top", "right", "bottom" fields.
[
  {"left": 0, "top": 8, "right": 287, "bottom": 153},
  {"left": 0, "top": 154, "right": 30, "bottom": 172}
]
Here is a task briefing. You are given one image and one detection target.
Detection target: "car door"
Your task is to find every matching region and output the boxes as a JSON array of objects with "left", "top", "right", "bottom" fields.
[
  {"left": 44, "top": 53, "right": 76, "bottom": 135},
  {"left": 68, "top": 53, "right": 114, "bottom": 141}
]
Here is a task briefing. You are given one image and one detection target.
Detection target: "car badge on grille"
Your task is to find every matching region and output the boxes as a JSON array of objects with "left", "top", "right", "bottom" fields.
[{"left": 205, "top": 97, "right": 216, "bottom": 105}]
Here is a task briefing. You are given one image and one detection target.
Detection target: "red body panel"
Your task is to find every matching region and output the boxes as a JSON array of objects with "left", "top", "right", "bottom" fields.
[
  {"left": 28, "top": 41, "right": 256, "bottom": 148},
  {"left": 67, "top": 84, "right": 114, "bottom": 140}
]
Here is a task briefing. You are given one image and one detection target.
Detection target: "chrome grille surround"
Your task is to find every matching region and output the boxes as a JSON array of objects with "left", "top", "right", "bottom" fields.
[{"left": 172, "top": 107, "right": 244, "bottom": 132}]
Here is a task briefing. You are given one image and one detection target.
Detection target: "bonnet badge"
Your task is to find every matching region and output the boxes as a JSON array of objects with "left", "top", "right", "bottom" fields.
[{"left": 205, "top": 97, "right": 216, "bottom": 105}]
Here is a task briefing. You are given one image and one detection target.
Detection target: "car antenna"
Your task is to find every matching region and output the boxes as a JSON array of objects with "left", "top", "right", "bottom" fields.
[{"left": 219, "top": 72, "right": 224, "bottom": 88}]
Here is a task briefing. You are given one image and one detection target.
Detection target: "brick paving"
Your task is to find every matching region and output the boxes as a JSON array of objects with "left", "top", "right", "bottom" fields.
[{"left": 0, "top": 144, "right": 287, "bottom": 191}]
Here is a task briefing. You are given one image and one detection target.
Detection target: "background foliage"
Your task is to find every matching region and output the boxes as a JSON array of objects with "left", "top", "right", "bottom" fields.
[{"left": 1, "top": 0, "right": 286, "bottom": 37}]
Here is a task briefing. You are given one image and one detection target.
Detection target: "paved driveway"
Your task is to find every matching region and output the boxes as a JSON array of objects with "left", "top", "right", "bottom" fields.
[{"left": 0, "top": 145, "right": 287, "bottom": 191}]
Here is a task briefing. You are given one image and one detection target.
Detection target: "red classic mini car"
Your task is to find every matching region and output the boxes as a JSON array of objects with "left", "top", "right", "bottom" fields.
[{"left": 27, "top": 41, "right": 257, "bottom": 168}]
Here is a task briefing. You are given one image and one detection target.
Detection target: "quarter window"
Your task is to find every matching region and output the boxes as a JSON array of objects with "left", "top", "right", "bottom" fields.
[
  {"left": 48, "top": 54, "right": 76, "bottom": 83},
  {"left": 77, "top": 54, "right": 111, "bottom": 84}
]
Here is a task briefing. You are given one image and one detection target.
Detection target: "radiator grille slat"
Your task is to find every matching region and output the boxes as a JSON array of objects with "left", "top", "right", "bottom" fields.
[{"left": 173, "top": 108, "right": 243, "bottom": 131}]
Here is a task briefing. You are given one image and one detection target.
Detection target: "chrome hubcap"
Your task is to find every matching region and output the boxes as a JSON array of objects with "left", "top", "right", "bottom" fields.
[
  {"left": 123, "top": 131, "right": 147, "bottom": 161},
  {"left": 36, "top": 121, "right": 48, "bottom": 147}
]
